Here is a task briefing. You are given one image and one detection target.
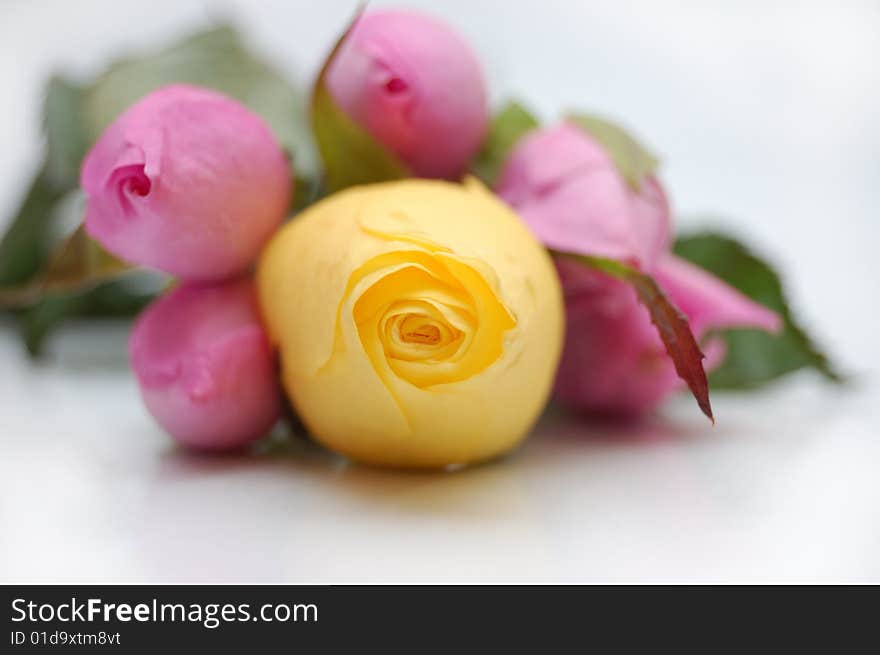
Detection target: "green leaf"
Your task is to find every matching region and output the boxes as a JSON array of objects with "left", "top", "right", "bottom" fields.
[
  {"left": 43, "top": 76, "right": 90, "bottom": 190},
  {"left": 673, "top": 230, "right": 843, "bottom": 389},
  {"left": 18, "top": 293, "right": 91, "bottom": 356},
  {"left": 19, "top": 281, "right": 155, "bottom": 357},
  {"left": 566, "top": 112, "right": 659, "bottom": 190},
  {"left": 471, "top": 100, "right": 540, "bottom": 185},
  {"left": 0, "top": 78, "right": 91, "bottom": 297},
  {"left": 0, "top": 167, "right": 69, "bottom": 287},
  {"left": 0, "top": 176, "right": 149, "bottom": 356},
  {"left": 0, "top": 225, "right": 135, "bottom": 308},
  {"left": 553, "top": 250, "right": 713, "bottom": 422},
  {"left": 291, "top": 174, "right": 324, "bottom": 214},
  {"left": 310, "top": 10, "right": 410, "bottom": 193},
  {"left": 38, "top": 225, "right": 133, "bottom": 296}
]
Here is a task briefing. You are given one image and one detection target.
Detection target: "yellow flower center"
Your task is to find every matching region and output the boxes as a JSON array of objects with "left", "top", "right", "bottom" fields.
[
  {"left": 345, "top": 247, "right": 516, "bottom": 390},
  {"left": 399, "top": 318, "right": 442, "bottom": 345}
]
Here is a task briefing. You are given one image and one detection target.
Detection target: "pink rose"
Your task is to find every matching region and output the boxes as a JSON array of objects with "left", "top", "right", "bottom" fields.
[
  {"left": 497, "top": 123, "right": 781, "bottom": 415},
  {"left": 497, "top": 122, "right": 670, "bottom": 270},
  {"left": 82, "top": 84, "right": 291, "bottom": 280},
  {"left": 326, "top": 9, "right": 488, "bottom": 179},
  {"left": 129, "top": 278, "right": 280, "bottom": 450}
]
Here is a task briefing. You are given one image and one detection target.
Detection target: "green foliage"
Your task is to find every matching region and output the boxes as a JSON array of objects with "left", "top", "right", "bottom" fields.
[
  {"left": 18, "top": 281, "right": 156, "bottom": 357},
  {"left": 0, "top": 168, "right": 68, "bottom": 288},
  {"left": 43, "top": 76, "right": 90, "bottom": 189},
  {"left": 471, "top": 100, "right": 540, "bottom": 185},
  {"left": 673, "top": 230, "right": 842, "bottom": 389}
]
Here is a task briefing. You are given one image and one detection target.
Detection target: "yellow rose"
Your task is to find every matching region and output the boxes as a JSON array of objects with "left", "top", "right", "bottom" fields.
[{"left": 257, "top": 178, "right": 563, "bottom": 468}]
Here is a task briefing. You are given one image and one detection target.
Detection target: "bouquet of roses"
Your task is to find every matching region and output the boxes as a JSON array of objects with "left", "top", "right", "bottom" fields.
[{"left": 0, "top": 8, "right": 840, "bottom": 468}]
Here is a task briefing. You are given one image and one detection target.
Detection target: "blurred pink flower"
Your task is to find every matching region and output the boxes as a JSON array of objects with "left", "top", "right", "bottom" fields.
[
  {"left": 496, "top": 122, "right": 670, "bottom": 270},
  {"left": 82, "top": 84, "right": 291, "bottom": 280},
  {"left": 552, "top": 256, "right": 780, "bottom": 415},
  {"left": 497, "top": 122, "right": 781, "bottom": 415},
  {"left": 129, "top": 278, "right": 280, "bottom": 450},
  {"left": 327, "top": 9, "right": 488, "bottom": 179}
]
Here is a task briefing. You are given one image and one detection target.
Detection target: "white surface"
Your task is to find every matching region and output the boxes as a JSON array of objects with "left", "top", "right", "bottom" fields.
[
  {"left": 1, "top": 324, "right": 878, "bottom": 583},
  {"left": 1, "top": 0, "right": 879, "bottom": 583}
]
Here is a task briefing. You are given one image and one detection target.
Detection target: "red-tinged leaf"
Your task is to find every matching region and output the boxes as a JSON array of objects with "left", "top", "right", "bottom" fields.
[
  {"left": 552, "top": 251, "right": 714, "bottom": 423},
  {"left": 627, "top": 270, "right": 713, "bottom": 422}
]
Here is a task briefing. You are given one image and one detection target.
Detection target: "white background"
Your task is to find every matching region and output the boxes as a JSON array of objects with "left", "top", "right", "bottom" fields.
[{"left": 1, "top": 0, "right": 878, "bottom": 582}]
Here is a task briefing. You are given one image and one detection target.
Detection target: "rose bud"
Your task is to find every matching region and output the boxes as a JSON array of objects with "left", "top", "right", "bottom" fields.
[
  {"left": 496, "top": 122, "right": 781, "bottom": 416},
  {"left": 496, "top": 122, "right": 670, "bottom": 270},
  {"left": 129, "top": 278, "right": 280, "bottom": 450},
  {"left": 552, "top": 256, "right": 781, "bottom": 415},
  {"left": 258, "top": 179, "right": 563, "bottom": 468},
  {"left": 326, "top": 10, "right": 488, "bottom": 179},
  {"left": 82, "top": 84, "right": 291, "bottom": 280}
]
